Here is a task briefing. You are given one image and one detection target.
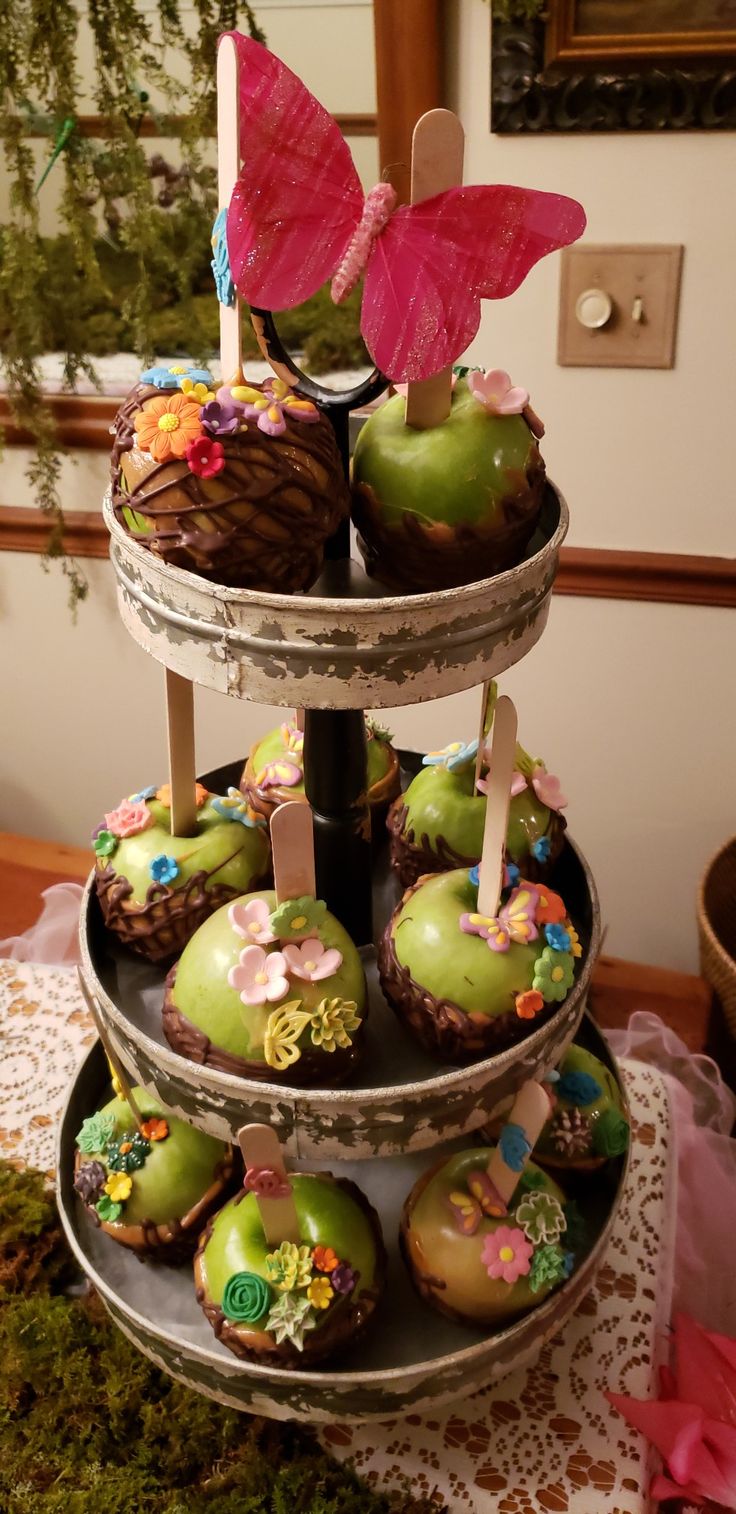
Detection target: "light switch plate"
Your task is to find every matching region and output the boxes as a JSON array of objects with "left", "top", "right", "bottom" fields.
[{"left": 558, "top": 244, "right": 683, "bottom": 369}]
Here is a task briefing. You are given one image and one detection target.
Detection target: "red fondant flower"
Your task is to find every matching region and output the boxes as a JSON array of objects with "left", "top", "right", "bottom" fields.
[
  {"left": 534, "top": 886, "right": 567, "bottom": 926},
  {"left": 515, "top": 989, "right": 545, "bottom": 1020},
  {"left": 141, "top": 1118, "right": 169, "bottom": 1142},
  {"left": 186, "top": 435, "right": 226, "bottom": 478},
  {"left": 313, "top": 1245, "right": 339, "bottom": 1273}
]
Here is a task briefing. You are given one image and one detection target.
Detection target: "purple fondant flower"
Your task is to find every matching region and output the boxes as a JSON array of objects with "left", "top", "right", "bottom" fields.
[
  {"left": 74, "top": 1160, "right": 107, "bottom": 1202},
  {"left": 331, "top": 1262, "right": 359, "bottom": 1294},
  {"left": 200, "top": 399, "right": 240, "bottom": 436}
]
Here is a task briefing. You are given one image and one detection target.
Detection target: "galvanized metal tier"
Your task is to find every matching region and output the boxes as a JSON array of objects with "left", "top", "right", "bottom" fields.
[
  {"left": 103, "top": 484, "right": 568, "bottom": 710},
  {"left": 57, "top": 1024, "right": 627, "bottom": 1422},
  {"left": 80, "top": 815, "right": 600, "bottom": 1160}
]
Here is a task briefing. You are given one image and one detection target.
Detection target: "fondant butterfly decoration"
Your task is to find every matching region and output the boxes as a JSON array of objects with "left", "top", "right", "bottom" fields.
[
  {"left": 460, "top": 886, "right": 540, "bottom": 953},
  {"left": 224, "top": 35, "right": 587, "bottom": 383},
  {"left": 448, "top": 1169, "right": 507, "bottom": 1235}
]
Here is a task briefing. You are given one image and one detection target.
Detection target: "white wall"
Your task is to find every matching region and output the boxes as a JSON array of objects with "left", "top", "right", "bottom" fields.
[{"left": 1, "top": 0, "right": 735, "bottom": 973}]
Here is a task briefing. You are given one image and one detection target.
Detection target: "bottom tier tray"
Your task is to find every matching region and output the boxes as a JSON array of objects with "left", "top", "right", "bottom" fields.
[{"left": 57, "top": 1019, "right": 628, "bottom": 1423}]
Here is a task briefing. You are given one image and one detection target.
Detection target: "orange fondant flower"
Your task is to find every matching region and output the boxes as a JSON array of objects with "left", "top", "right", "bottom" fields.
[
  {"left": 313, "top": 1245, "right": 339, "bottom": 1274},
  {"left": 156, "top": 782, "right": 208, "bottom": 809},
  {"left": 141, "top": 1118, "right": 169, "bottom": 1142},
  {"left": 133, "top": 393, "right": 203, "bottom": 462},
  {"left": 534, "top": 886, "right": 567, "bottom": 926},
  {"left": 515, "top": 989, "right": 545, "bottom": 1020}
]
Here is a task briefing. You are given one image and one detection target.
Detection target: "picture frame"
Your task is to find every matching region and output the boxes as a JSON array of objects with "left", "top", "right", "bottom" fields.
[{"left": 491, "top": 0, "right": 736, "bottom": 133}]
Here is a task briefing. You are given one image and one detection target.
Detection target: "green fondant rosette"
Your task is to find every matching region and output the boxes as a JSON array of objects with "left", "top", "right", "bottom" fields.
[{"left": 222, "top": 1271, "right": 272, "bottom": 1325}]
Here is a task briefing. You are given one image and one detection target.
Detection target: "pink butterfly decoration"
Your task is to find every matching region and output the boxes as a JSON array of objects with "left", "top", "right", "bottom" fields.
[
  {"left": 460, "top": 886, "right": 540, "bottom": 953},
  {"left": 224, "top": 36, "right": 587, "bottom": 383}
]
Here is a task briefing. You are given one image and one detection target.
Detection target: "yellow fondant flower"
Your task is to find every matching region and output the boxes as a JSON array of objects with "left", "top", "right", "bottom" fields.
[
  {"left": 180, "top": 377, "right": 216, "bottom": 405},
  {"left": 104, "top": 1171, "right": 132, "bottom": 1204},
  {"left": 307, "top": 1276, "right": 334, "bottom": 1310},
  {"left": 566, "top": 923, "right": 583, "bottom": 959},
  {"left": 265, "top": 1240, "right": 313, "bottom": 1291},
  {"left": 263, "top": 1001, "right": 312, "bottom": 1071},
  {"left": 309, "top": 997, "right": 361, "bottom": 1053}
]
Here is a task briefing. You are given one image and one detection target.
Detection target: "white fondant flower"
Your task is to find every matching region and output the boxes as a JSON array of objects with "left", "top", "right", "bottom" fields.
[
  {"left": 531, "top": 766, "right": 568, "bottom": 812},
  {"left": 229, "top": 898, "right": 276, "bottom": 945},
  {"left": 282, "top": 939, "right": 343, "bottom": 982},
  {"left": 228, "top": 945, "right": 289, "bottom": 1005},
  {"left": 467, "top": 369, "right": 529, "bottom": 416}
]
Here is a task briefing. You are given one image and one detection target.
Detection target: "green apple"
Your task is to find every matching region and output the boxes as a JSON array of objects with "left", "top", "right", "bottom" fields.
[
  {"left": 171, "top": 890, "right": 366, "bottom": 1063},
  {"left": 99, "top": 796, "right": 269, "bottom": 905},
  {"left": 352, "top": 379, "right": 542, "bottom": 530},
  {"left": 401, "top": 760, "right": 552, "bottom": 866},
  {"left": 392, "top": 869, "right": 540, "bottom": 1018},
  {"left": 77, "top": 1088, "right": 227, "bottom": 1226},
  {"left": 251, "top": 723, "right": 392, "bottom": 794},
  {"left": 537, "top": 1045, "right": 629, "bottom": 1162}
]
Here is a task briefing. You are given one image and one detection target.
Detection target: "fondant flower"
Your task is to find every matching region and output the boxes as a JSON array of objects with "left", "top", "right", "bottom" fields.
[
  {"left": 211, "top": 787, "right": 264, "bottom": 827},
  {"left": 533, "top": 947, "right": 575, "bottom": 1003},
  {"left": 530, "top": 766, "right": 568, "bottom": 812},
  {"left": 509, "top": 771, "right": 528, "bottom": 798},
  {"left": 254, "top": 759, "right": 302, "bottom": 790},
  {"left": 309, "top": 997, "right": 361, "bottom": 1052},
  {"left": 481, "top": 1225, "right": 533, "bottom": 1284},
  {"left": 270, "top": 896, "right": 327, "bottom": 941},
  {"left": 149, "top": 853, "right": 179, "bottom": 886},
  {"left": 106, "top": 1133, "right": 150, "bottom": 1173},
  {"left": 591, "top": 1107, "right": 630, "bottom": 1158},
  {"left": 331, "top": 1262, "right": 358, "bottom": 1294},
  {"left": 141, "top": 1118, "right": 169, "bottom": 1142},
  {"left": 180, "top": 377, "right": 216, "bottom": 405},
  {"left": 529, "top": 1242, "right": 568, "bottom": 1294},
  {"left": 140, "top": 363, "right": 214, "bottom": 390},
  {"left": 262, "top": 1001, "right": 312, "bottom": 1071},
  {"left": 283, "top": 939, "right": 343, "bottom": 982},
  {"left": 229, "top": 898, "right": 276, "bottom": 945},
  {"left": 222, "top": 1270, "right": 271, "bottom": 1324},
  {"left": 313, "top": 1245, "right": 338, "bottom": 1274},
  {"left": 499, "top": 1121, "right": 532, "bottom": 1172},
  {"left": 231, "top": 377, "right": 319, "bottom": 436},
  {"left": 156, "top": 782, "right": 208, "bottom": 809},
  {"left": 467, "top": 368, "right": 529, "bottom": 416},
  {"left": 210, "top": 206, "right": 236, "bottom": 307},
  {"left": 551, "top": 1107, "right": 592, "bottom": 1157},
  {"left": 557, "top": 1068, "right": 602, "bottom": 1107},
  {"left": 104, "top": 799, "right": 153, "bottom": 839},
  {"left": 515, "top": 989, "right": 545, "bottom": 1020},
  {"left": 186, "top": 434, "right": 225, "bottom": 478},
  {"left": 229, "top": 946, "right": 290, "bottom": 1005},
  {"left": 104, "top": 1171, "right": 132, "bottom": 1204},
  {"left": 515, "top": 1190, "right": 567, "bottom": 1246},
  {"left": 265, "top": 1241, "right": 313, "bottom": 1291},
  {"left": 566, "top": 923, "right": 583, "bottom": 959},
  {"left": 534, "top": 887, "right": 567, "bottom": 926},
  {"left": 307, "top": 1276, "right": 334, "bottom": 1310},
  {"left": 469, "top": 864, "right": 480, "bottom": 888},
  {"left": 503, "top": 862, "right": 520, "bottom": 888},
  {"left": 532, "top": 836, "right": 551, "bottom": 864},
  {"left": 422, "top": 739, "right": 479, "bottom": 772},
  {"left": 544, "top": 923, "right": 571, "bottom": 953},
  {"left": 265, "top": 1292, "right": 316, "bottom": 1351},
  {"left": 76, "top": 1112, "right": 115, "bottom": 1155},
  {"left": 74, "top": 1160, "right": 107, "bottom": 1202},
  {"left": 459, "top": 912, "right": 510, "bottom": 952},
  {"left": 133, "top": 392, "right": 203, "bottom": 462},
  {"left": 93, "top": 830, "right": 117, "bottom": 860},
  {"left": 95, "top": 1194, "right": 122, "bottom": 1223},
  {"left": 130, "top": 785, "right": 157, "bottom": 802},
  {"left": 244, "top": 1165, "right": 292, "bottom": 1199},
  {"left": 280, "top": 722, "right": 304, "bottom": 757},
  {"left": 200, "top": 399, "right": 239, "bottom": 436}
]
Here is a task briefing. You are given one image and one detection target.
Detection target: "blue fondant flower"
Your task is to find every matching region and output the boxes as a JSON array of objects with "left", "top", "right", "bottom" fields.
[
  {"left": 469, "top": 864, "right": 480, "bottom": 888},
  {"left": 498, "top": 1121, "right": 531, "bottom": 1173},
  {"left": 557, "top": 1068, "right": 603, "bottom": 1107},
  {"left": 504, "top": 862, "right": 520, "bottom": 888},
  {"left": 140, "top": 362, "right": 215, "bottom": 390},
  {"left": 211, "top": 206, "right": 236, "bottom": 308},
  {"left": 130, "top": 785, "right": 156, "bottom": 802},
  {"left": 545, "top": 923, "right": 571, "bottom": 952},
  {"left": 563, "top": 1250, "right": 576, "bottom": 1277},
  {"left": 211, "top": 787, "right": 265, "bottom": 827},
  {"left": 422, "top": 739, "right": 479, "bottom": 772},
  {"left": 532, "top": 835, "right": 552, "bottom": 863},
  {"left": 149, "top": 853, "right": 179, "bottom": 886}
]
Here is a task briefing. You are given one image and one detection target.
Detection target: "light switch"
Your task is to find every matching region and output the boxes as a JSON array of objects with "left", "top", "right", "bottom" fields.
[{"left": 558, "top": 244, "right": 683, "bottom": 369}]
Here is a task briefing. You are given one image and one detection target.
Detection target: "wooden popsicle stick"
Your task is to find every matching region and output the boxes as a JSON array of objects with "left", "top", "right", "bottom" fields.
[
  {"left": 76, "top": 968, "right": 145, "bottom": 1135},
  {"left": 404, "top": 109, "right": 465, "bottom": 431},
  {"left": 476, "top": 694, "right": 518, "bottom": 918},
  {"left": 485, "top": 1079, "right": 553, "bottom": 1208},
  {"left": 294, "top": 709, "right": 305, "bottom": 733},
  {"left": 473, "top": 679, "right": 497, "bottom": 792},
  {"left": 270, "top": 800, "right": 316, "bottom": 903},
  {"left": 216, "top": 34, "right": 242, "bottom": 384},
  {"left": 164, "top": 667, "right": 197, "bottom": 838},
  {"left": 237, "top": 1123, "right": 301, "bottom": 1245}
]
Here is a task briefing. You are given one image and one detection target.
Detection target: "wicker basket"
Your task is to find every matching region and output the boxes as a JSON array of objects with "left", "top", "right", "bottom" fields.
[{"left": 698, "top": 837, "right": 736, "bottom": 1035}]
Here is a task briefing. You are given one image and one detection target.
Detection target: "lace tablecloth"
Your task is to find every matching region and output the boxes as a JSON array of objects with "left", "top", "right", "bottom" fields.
[{"left": 0, "top": 958, "right": 675, "bottom": 1513}]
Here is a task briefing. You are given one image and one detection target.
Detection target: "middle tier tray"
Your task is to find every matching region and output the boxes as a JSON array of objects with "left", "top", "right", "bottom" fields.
[{"left": 81, "top": 797, "right": 600, "bottom": 1160}]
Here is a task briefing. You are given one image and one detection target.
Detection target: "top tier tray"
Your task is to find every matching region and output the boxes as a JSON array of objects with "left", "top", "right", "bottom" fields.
[{"left": 103, "top": 483, "right": 568, "bottom": 710}]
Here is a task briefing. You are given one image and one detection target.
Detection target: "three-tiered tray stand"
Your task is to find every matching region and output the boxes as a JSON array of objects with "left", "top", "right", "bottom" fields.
[{"left": 57, "top": 327, "right": 628, "bottom": 1423}]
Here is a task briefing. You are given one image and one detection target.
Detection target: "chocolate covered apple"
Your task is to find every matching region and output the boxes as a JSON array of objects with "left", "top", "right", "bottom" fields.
[
  {"left": 241, "top": 716, "right": 400, "bottom": 832},
  {"left": 536, "top": 1045, "right": 630, "bottom": 1171},
  {"left": 92, "top": 785, "right": 270, "bottom": 965}
]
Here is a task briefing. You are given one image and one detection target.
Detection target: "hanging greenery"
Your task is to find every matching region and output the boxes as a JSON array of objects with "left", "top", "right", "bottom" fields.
[{"left": 0, "top": 2, "right": 265, "bottom": 608}]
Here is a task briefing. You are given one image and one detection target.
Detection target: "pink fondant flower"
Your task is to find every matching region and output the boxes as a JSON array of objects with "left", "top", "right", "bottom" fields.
[
  {"left": 510, "top": 771, "right": 528, "bottom": 797},
  {"left": 467, "top": 369, "right": 529, "bottom": 416},
  {"left": 481, "top": 1226, "right": 534, "bottom": 1284},
  {"left": 228, "top": 945, "right": 289, "bottom": 1005},
  {"left": 244, "top": 1165, "right": 292, "bottom": 1199},
  {"left": 229, "top": 898, "right": 276, "bottom": 945},
  {"left": 186, "top": 435, "right": 226, "bottom": 478},
  {"left": 282, "top": 939, "right": 343, "bottom": 982},
  {"left": 531, "top": 766, "right": 568, "bottom": 812},
  {"left": 104, "top": 799, "right": 153, "bottom": 839}
]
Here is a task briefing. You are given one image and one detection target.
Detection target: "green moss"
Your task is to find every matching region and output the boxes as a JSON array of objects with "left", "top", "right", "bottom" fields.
[{"left": 0, "top": 1161, "right": 440, "bottom": 1514}]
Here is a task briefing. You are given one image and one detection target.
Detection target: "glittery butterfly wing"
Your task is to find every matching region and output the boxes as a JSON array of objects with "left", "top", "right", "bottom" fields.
[
  {"left": 362, "top": 185, "right": 586, "bottom": 381},
  {"left": 497, "top": 887, "right": 540, "bottom": 945},
  {"left": 226, "top": 35, "right": 364, "bottom": 310}
]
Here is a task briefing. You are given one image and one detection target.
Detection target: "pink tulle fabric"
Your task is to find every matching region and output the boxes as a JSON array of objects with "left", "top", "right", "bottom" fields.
[{"left": 0, "top": 882, "right": 83, "bottom": 965}]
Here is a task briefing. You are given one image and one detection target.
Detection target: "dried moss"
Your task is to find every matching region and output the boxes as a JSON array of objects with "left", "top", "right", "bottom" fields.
[{"left": 0, "top": 1162, "right": 442, "bottom": 1514}]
